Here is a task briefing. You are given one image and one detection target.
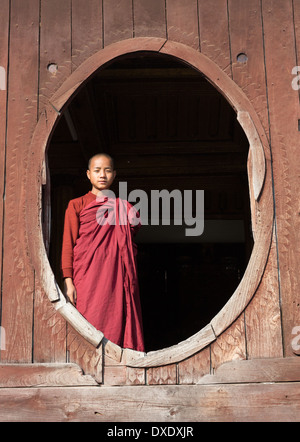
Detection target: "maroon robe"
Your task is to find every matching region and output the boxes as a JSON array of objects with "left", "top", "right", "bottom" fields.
[{"left": 69, "top": 195, "right": 144, "bottom": 352}]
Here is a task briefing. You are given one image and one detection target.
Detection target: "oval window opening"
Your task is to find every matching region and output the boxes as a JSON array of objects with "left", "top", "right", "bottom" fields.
[{"left": 45, "top": 51, "right": 253, "bottom": 353}]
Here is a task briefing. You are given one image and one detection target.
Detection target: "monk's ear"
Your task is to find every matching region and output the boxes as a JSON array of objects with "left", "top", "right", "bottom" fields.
[
  {"left": 113, "top": 170, "right": 117, "bottom": 179},
  {"left": 86, "top": 169, "right": 91, "bottom": 180}
]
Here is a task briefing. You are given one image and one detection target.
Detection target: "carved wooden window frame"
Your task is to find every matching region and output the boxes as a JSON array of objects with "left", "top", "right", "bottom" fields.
[{"left": 26, "top": 38, "right": 273, "bottom": 368}]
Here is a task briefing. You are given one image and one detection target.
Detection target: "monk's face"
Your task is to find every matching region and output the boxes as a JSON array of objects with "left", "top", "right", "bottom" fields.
[{"left": 87, "top": 155, "right": 116, "bottom": 194}]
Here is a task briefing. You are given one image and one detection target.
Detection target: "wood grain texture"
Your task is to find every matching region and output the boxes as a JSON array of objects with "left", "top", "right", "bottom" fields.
[
  {"left": 228, "top": 0, "right": 269, "bottom": 138},
  {"left": 33, "top": 277, "right": 67, "bottom": 363},
  {"left": 147, "top": 364, "right": 177, "bottom": 385},
  {"left": 32, "top": 37, "right": 274, "bottom": 372},
  {"left": 245, "top": 231, "right": 283, "bottom": 359},
  {"left": 166, "top": 0, "right": 199, "bottom": 49},
  {"left": 39, "top": 0, "right": 72, "bottom": 111},
  {"left": 0, "top": 363, "right": 98, "bottom": 387},
  {"left": 1, "top": 1, "right": 298, "bottom": 400},
  {"left": 1, "top": 0, "right": 40, "bottom": 362},
  {"left": 198, "top": 357, "right": 300, "bottom": 384},
  {"left": 198, "top": 0, "right": 232, "bottom": 76},
  {"left": 262, "top": 0, "right": 300, "bottom": 356},
  {"left": 103, "top": 0, "right": 133, "bottom": 46},
  {"left": 178, "top": 347, "right": 211, "bottom": 385},
  {"left": 71, "top": 0, "right": 103, "bottom": 70},
  {"left": 237, "top": 110, "right": 265, "bottom": 201},
  {"left": 129, "top": 324, "right": 215, "bottom": 367},
  {"left": 0, "top": 1, "right": 9, "bottom": 318},
  {"left": 0, "top": 382, "right": 299, "bottom": 421},
  {"left": 133, "top": 0, "right": 166, "bottom": 38}
]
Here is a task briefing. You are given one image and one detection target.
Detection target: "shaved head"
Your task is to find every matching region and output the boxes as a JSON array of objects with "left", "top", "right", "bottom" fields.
[{"left": 88, "top": 153, "right": 115, "bottom": 170}]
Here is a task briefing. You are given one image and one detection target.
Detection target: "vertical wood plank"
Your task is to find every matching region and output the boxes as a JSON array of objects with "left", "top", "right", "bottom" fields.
[
  {"left": 33, "top": 280, "right": 67, "bottom": 363},
  {"left": 67, "top": 325, "right": 103, "bottom": 384},
  {"left": 245, "top": 232, "right": 283, "bottom": 358},
  {"left": 210, "top": 315, "right": 246, "bottom": 370},
  {"left": 71, "top": 0, "right": 103, "bottom": 70},
  {"left": 198, "top": 0, "right": 232, "bottom": 76},
  {"left": 178, "top": 347, "right": 210, "bottom": 384},
  {"left": 262, "top": 0, "right": 300, "bottom": 356},
  {"left": 228, "top": 0, "right": 269, "bottom": 139},
  {"left": 39, "top": 0, "right": 72, "bottom": 111},
  {"left": 228, "top": 0, "right": 280, "bottom": 357},
  {"left": 1, "top": 0, "right": 40, "bottom": 362},
  {"left": 103, "top": 0, "right": 133, "bottom": 47},
  {"left": 166, "top": 0, "right": 199, "bottom": 49},
  {"left": 33, "top": 0, "right": 73, "bottom": 363},
  {"left": 0, "top": 0, "right": 9, "bottom": 320},
  {"left": 133, "top": 0, "right": 166, "bottom": 39},
  {"left": 147, "top": 364, "right": 177, "bottom": 385}
]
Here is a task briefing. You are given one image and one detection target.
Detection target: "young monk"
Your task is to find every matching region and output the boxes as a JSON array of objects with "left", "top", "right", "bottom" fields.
[{"left": 61, "top": 153, "right": 144, "bottom": 352}]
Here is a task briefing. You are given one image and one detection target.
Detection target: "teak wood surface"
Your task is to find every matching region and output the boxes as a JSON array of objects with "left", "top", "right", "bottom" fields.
[{"left": 0, "top": 0, "right": 299, "bottom": 421}]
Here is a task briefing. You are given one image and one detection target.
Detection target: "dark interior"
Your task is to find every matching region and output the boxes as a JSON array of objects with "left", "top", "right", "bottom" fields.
[{"left": 45, "top": 52, "right": 253, "bottom": 352}]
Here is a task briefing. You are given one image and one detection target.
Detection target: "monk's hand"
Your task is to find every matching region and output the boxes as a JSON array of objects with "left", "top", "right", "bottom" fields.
[{"left": 64, "top": 278, "right": 77, "bottom": 306}]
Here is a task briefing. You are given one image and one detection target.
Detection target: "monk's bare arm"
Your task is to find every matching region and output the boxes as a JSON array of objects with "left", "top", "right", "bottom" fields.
[
  {"left": 64, "top": 277, "right": 77, "bottom": 306},
  {"left": 61, "top": 200, "right": 80, "bottom": 306}
]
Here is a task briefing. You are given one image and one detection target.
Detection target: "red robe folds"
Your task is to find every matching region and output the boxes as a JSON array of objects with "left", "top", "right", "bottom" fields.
[{"left": 61, "top": 192, "right": 144, "bottom": 352}]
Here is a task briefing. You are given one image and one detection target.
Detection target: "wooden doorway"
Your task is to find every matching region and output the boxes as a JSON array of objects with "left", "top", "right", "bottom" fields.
[{"left": 46, "top": 52, "right": 252, "bottom": 352}]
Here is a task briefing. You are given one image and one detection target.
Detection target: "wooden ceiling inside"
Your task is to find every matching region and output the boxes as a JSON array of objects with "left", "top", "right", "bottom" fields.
[{"left": 48, "top": 52, "right": 250, "bottom": 221}]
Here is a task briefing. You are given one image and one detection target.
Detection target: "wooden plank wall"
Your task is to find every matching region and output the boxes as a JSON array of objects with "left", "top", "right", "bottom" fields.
[{"left": 0, "top": 0, "right": 299, "bottom": 389}]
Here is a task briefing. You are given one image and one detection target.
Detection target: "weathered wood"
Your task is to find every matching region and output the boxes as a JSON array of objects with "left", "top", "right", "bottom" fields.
[
  {"left": 1, "top": 0, "right": 40, "bottom": 362},
  {"left": 1, "top": 3, "right": 299, "bottom": 415},
  {"left": 50, "top": 38, "right": 167, "bottom": 111},
  {"left": 147, "top": 364, "right": 177, "bottom": 385},
  {"left": 67, "top": 87, "right": 104, "bottom": 162},
  {"left": 262, "top": 0, "right": 300, "bottom": 356},
  {"left": 237, "top": 111, "right": 265, "bottom": 202},
  {"left": 0, "top": 383, "right": 299, "bottom": 422},
  {"left": 25, "top": 107, "right": 103, "bottom": 374},
  {"left": 32, "top": 0, "right": 73, "bottom": 363},
  {"left": 245, "top": 231, "right": 283, "bottom": 359},
  {"left": 66, "top": 324, "right": 103, "bottom": 384},
  {"left": 178, "top": 347, "right": 211, "bottom": 385},
  {"left": 228, "top": 0, "right": 269, "bottom": 138},
  {"left": 198, "top": 357, "right": 300, "bottom": 385},
  {"left": 133, "top": 0, "right": 166, "bottom": 38},
  {"left": 58, "top": 302, "right": 104, "bottom": 348},
  {"left": 71, "top": 0, "right": 103, "bottom": 70},
  {"left": 166, "top": 0, "right": 199, "bottom": 49},
  {"left": 103, "top": 364, "right": 145, "bottom": 386},
  {"left": 0, "top": 0, "right": 9, "bottom": 319},
  {"left": 0, "top": 363, "right": 98, "bottom": 387},
  {"left": 103, "top": 0, "right": 133, "bottom": 46},
  {"left": 128, "top": 324, "right": 215, "bottom": 368},
  {"left": 211, "top": 315, "right": 246, "bottom": 371},
  {"left": 103, "top": 346, "right": 145, "bottom": 385},
  {"left": 39, "top": 0, "right": 72, "bottom": 111},
  {"left": 198, "top": 0, "right": 232, "bottom": 76}
]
